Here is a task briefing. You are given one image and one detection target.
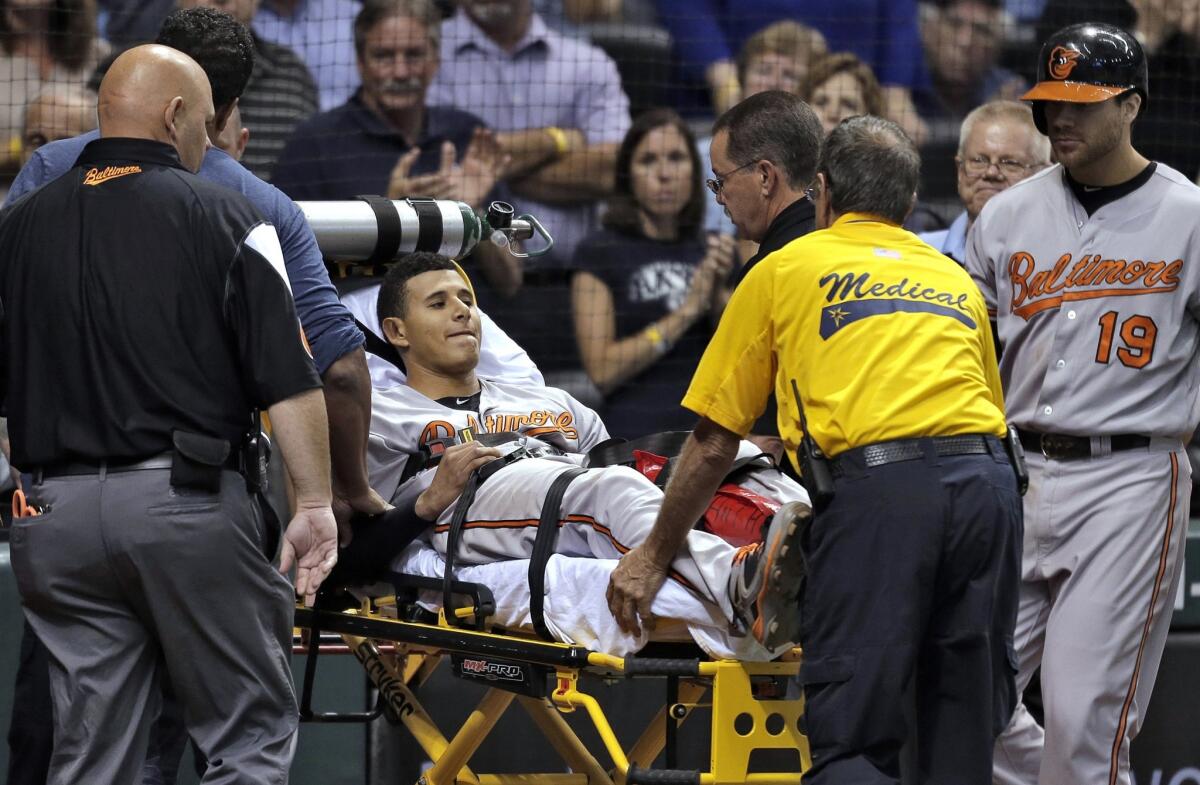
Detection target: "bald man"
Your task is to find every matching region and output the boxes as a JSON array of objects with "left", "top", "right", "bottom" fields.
[{"left": 0, "top": 44, "right": 335, "bottom": 785}]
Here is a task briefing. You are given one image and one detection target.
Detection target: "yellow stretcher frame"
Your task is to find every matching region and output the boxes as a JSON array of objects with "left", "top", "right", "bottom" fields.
[{"left": 293, "top": 589, "right": 811, "bottom": 785}]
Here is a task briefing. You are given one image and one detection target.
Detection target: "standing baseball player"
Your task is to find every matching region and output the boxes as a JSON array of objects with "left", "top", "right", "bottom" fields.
[{"left": 966, "top": 23, "right": 1197, "bottom": 785}]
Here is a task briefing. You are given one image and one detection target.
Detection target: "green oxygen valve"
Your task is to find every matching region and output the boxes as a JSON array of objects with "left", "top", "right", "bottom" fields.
[{"left": 297, "top": 197, "right": 554, "bottom": 263}]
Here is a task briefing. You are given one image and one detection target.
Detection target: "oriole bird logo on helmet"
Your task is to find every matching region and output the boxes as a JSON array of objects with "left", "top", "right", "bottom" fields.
[{"left": 1048, "top": 46, "right": 1081, "bottom": 80}]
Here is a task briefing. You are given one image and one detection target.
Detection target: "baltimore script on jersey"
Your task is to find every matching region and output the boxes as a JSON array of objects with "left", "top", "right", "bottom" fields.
[{"left": 1007, "top": 251, "right": 1183, "bottom": 319}]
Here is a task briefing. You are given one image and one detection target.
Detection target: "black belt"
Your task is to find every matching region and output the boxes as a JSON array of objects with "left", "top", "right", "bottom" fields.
[
  {"left": 1017, "top": 429, "right": 1151, "bottom": 461},
  {"left": 35, "top": 452, "right": 238, "bottom": 480},
  {"left": 830, "top": 434, "right": 996, "bottom": 477}
]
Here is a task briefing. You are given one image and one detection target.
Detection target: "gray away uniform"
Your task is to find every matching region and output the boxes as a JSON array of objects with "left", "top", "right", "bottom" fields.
[{"left": 966, "top": 162, "right": 1198, "bottom": 785}]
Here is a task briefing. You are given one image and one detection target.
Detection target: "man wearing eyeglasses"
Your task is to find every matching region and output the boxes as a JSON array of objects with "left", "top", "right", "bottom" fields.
[
  {"left": 920, "top": 100, "right": 1050, "bottom": 263},
  {"left": 707, "top": 90, "right": 823, "bottom": 286},
  {"left": 705, "top": 89, "right": 825, "bottom": 465}
]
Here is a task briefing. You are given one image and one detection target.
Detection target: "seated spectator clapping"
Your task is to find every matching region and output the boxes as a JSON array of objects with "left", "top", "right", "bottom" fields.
[
  {"left": 571, "top": 110, "right": 734, "bottom": 438},
  {"left": 272, "top": 0, "right": 519, "bottom": 297}
]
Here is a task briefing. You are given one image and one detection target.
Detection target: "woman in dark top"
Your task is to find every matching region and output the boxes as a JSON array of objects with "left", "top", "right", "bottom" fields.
[{"left": 570, "top": 109, "right": 735, "bottom": 439}]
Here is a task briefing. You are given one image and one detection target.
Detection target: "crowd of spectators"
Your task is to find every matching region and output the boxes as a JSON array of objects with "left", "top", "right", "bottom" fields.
[{"left": 0, "top": 0, "right": 1197, "bottom": 429}]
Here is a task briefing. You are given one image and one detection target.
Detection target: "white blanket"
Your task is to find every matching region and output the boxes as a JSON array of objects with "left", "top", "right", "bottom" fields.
[{"left": 392, "top": 540, "right": 787, "bottom": 660}]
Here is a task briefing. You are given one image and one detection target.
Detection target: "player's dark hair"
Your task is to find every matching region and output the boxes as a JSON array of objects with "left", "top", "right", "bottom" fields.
[
  {"left": 603, "top": 108, "right": 704, "bottom": 241},
  {"left": 818, "top": 115, "right": 919, "bottom": 226},
  {"left": 377, "top": 252, "right": 459, "bottom": 325},
  {"left": 712, "top": 90, "right": 823, "bottom": 190},
  {"left": 156, "top": 8, "right": 255, "bottom": 114},
  {"left": 354, "top": 0, "right": 442, "bottom": 58}
]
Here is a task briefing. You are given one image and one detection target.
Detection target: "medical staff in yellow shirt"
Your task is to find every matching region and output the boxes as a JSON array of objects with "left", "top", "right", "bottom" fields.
[{"left": 608, "top": 115, "right": 1023, "bottom": 785}]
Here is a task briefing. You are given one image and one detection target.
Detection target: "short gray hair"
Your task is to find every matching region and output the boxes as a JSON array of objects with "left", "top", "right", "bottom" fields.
[
  {"left": 712, "top": 90, "right": 823, "bottom": 189},
  {"left": 818, "top": 115, "right": 919, "bottom": 225},
  {"left": 958, "top": 100, "right": 1051, "bottom": 164}
]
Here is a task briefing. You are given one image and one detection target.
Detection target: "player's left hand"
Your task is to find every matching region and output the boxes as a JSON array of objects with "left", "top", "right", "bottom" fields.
[{"left": 607, "top": 545, "right": 668, "bottom": 637}]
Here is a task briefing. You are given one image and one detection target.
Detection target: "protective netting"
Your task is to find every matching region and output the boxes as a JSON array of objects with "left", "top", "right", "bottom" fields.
[{"left": 2, "top": 0, "right": 1192, "bottom": 434}]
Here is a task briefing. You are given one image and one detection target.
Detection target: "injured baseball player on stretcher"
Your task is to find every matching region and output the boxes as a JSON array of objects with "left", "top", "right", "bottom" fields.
[{"left": 355, "top": 253, "right": 811, "bottom": 659}]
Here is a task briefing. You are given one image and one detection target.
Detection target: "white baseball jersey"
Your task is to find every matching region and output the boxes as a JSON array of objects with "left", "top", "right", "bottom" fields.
[
  {"left": 367, "top": 377, "right": 609, "bottom": 501},
  {"left": 966, "top": 163, "right": 1200, "bottom": 439}
]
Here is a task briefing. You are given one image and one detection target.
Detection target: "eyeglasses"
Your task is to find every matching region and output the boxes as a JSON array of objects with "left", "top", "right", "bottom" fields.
[
  {"left": 959, "top": 155, "right": 1037, "bottom": 179},
  {"left": 705, "top": 160, "right": 757, "bottom": 195}
]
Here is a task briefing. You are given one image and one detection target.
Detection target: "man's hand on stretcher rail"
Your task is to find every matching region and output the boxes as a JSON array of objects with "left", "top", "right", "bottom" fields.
[
  {"left": 414, "top": 442, "right": 504, "bottom": 521},
  {"left": 608, "top": 419, "right": 743, "bottom": 637}
]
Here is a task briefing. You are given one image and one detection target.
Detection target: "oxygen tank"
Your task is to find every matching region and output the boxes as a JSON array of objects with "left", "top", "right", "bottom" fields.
[{"left": 296, "top": 197, "right": 552, "bottom": 263}]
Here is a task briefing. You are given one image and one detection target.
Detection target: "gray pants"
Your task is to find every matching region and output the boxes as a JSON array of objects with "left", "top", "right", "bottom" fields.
[{"left": 9, "top": 465, "right": 298, "bottom": 785}]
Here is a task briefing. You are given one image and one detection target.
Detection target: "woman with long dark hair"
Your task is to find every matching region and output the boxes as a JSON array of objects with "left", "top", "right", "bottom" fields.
[{"left": 569, "top": 108, "right": 735, "bottom": 438}]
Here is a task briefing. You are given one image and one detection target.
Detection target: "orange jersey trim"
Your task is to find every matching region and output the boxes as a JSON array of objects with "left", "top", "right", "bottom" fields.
[
  {"left": 1108, "top": 452, "right": 1179, "bottom": 785},
  {"left": 1013, "top": 286, "right": 1178, "bottom": 320}
]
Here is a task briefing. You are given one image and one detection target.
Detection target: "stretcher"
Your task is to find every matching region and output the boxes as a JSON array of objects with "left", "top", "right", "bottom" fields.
[{"left": 293, "top": 547, "right": 811, "bottom": 785}]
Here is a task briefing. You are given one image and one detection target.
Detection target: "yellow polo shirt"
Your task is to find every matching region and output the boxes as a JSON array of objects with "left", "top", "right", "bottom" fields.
[{"left": 682, "top": 213, "right": 1006, "bottom": 463}]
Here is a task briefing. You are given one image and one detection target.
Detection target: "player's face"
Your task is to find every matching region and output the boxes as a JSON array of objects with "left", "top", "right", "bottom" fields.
[
  {"left": 631, "top": 124, "right": 693, "bottom": 227},
  {"left": 357, "top": 15, "right": 438, "bottom": 118},
  {"left": 956, "top": 119, "right": 1048, "bottom": 221},
  {"left": 1043, "top": 98, "right": 1128, "bottom": 174},
  {"left": 394, "top": 270, "right": 481, "bottom": 375},
  {"left": 809, "top": 72, "right": 867, "bottom": 134},
  {"left": 742, "top": 53, "right": 807, "bottom": 97}
]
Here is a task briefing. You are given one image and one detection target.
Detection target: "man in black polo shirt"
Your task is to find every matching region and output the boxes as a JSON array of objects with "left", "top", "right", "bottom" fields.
[
  {"left": 1, "top": 44, "right": 336, "bottom": 784},
  {"left": 709, "top": 90, "right": 822, "bottom": 286}
]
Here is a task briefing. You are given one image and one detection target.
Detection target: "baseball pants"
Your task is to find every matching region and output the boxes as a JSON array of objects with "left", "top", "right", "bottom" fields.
[
  {"left": 430, "top": 457, "right": 745, "bottom": 622},
  {"left": 798, "top": 444, "right": 1023, "bottom": 785},
  {"left": 9, "top": 466, "right": 298, "bottom": 785},
  {"left": 993, "top": 444, "right": 1190, "bottom": 785}
]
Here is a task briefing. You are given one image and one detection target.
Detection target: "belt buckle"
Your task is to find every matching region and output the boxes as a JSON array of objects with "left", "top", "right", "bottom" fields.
[{"left": 1039, "top": 433, "right": 1076, "bottom": 460}]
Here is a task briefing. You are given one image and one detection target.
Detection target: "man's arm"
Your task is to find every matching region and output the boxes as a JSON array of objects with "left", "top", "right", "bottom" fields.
[
  {"left": 268, "top": 387, "right": 338, "bottom": 600},
  {"left": 606, "top": 417, "right": 741, "bottom": 635},
  {"left": 508, "top": 143, "right": 619, "bottom": 203},
  {"left": 273, "top": 191, "right": 386, "bottom": 518},
  {"left": 321, "top": 348, "right": 388, "bottom": 514}
]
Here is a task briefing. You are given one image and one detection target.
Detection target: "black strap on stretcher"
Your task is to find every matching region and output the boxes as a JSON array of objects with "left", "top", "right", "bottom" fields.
[
  {"left": 442, "top": 468, "right": 484, "bottom": 629},
  {"left": 528, "top": 467, "right": 588, "bottom": 641},
  {"left": 356, "top": 317, "right": 406, "bottom": 374}
]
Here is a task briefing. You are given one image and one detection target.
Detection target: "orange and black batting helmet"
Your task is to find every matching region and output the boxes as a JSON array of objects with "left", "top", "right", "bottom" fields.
[{"left": 1022, "top": 22, "right": 1148, "bottom": 134}]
